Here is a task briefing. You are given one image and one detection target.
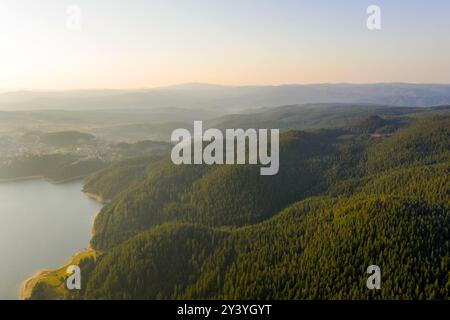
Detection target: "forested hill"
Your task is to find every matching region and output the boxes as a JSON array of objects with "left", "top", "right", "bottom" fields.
[{"left": 28, "top": 114, "right": 449, "bottom": 300}]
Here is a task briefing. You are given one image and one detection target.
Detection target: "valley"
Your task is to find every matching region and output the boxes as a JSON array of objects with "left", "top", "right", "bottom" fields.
[
  {"left": 8, "top": 104, "right": 447, "bottom": 300},
  {"left": 3, "top": 0, "right": 450, "bottom": 305}
]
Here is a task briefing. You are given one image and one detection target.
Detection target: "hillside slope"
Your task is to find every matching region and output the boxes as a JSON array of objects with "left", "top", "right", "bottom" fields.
[{"left": 26, "top": 115, "right": 450, "bottom": 300}]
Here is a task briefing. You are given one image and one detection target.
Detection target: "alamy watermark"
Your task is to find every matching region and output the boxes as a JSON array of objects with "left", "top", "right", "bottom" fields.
[
  {"left": 66, "top": 4, "right": 82, "bottom": 31},
  {"left": 66, "top": 265, "right": 81, "bottom": 290},
  {"left": 367, "top": 5, "right": 381, "bottom": 30},
  {"left": 366, "top": 265, "right": 381, "bottom": 290},
  {"left": 64, "top": 4, "right": 381, "bottom": 32},
  {"left": 171, "top": 121, "right": 279, "bottom": 176}
]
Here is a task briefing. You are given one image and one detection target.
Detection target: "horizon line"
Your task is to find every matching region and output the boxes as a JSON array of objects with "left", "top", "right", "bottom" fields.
[{"left": 2, "top": 81, "right": 450, "bottom": 93}]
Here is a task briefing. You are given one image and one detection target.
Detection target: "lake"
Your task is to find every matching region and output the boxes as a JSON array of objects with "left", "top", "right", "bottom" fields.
[{"left": 0, "top": 179, "right": 102, "bottom": 300}]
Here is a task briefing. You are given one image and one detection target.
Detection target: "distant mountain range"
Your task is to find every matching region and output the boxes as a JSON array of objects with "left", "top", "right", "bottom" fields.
[{"left": 1, "top": 83, "right": 450, "bottom": 111}]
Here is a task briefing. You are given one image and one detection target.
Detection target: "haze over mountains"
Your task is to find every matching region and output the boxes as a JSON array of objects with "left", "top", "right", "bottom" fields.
[
  {"left": 1, "top": 83, "right": 450, "bottom": 112},
  {"left": 24, "top": 112, "right": 450, "bottom": 300},
  {"left": 2, "top": 81, "right": 448, "bottom": 300}
]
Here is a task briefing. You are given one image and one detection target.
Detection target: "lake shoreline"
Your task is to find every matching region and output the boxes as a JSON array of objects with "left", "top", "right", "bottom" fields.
[
  {"left": 0, "top": 174, "right": 88, "bottom": 185},
  {"left": 83, "top": 191, "right": 109, "bottom": 238},
  {"left": 18, "top": 187, "right": 104, "bottom": 300},
  {"left": 83, "top": 191, "right": 110, "bottom": 205},
  {"left": 20, "top": 269, "right": 52, "bottom": 300},
  {"left": 19, "top": 249, "right": 99, "bottom": 300}
]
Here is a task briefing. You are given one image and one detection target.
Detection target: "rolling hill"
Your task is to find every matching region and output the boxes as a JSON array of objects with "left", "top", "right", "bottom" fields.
[{"left": 25, "top": 112, "right": 450, "bottom": 300}]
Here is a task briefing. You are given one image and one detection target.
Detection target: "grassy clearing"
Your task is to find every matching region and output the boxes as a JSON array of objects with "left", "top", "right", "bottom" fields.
[{"left": 21, "top": 249, "right": 97, "bottom": 300}]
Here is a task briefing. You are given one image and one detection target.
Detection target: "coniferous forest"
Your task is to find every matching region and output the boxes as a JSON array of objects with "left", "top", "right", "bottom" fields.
[
  {"left": 4, "top": 0, "right": 450, "bottom": 305},
  {"left": 29, "top": 111, "right": 450, "bottom": 300}
]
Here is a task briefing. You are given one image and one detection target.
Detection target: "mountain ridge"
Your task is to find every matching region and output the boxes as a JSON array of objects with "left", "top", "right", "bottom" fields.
[
  {"left": 3, "top": 83, "right": 450, "bottom": 111},
  {"left": 22, "top": 110, "right": 450, "bottom": 300}
]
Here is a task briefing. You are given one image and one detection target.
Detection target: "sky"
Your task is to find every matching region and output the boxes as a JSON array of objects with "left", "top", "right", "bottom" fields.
[{"left": 1, "top": 0, "right": 450, "bottom": 90}]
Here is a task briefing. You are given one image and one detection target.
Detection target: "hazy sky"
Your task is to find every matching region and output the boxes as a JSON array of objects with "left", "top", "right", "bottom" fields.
[{"left": 1, "top": 0, "right": 450, "bottom": 90}]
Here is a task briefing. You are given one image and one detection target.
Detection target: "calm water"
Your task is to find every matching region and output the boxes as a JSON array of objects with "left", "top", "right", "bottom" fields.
[{"left": 0, "top": 180, "right": 102, "bottom": 299}]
